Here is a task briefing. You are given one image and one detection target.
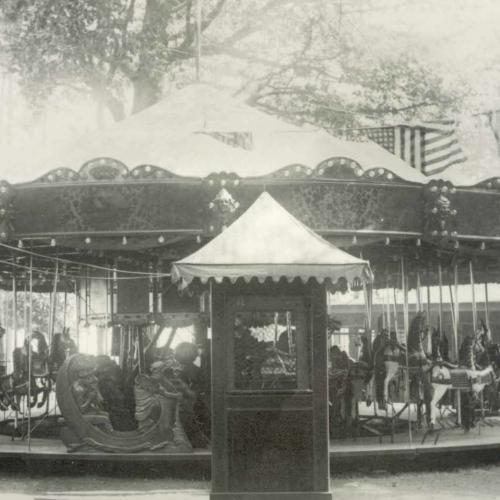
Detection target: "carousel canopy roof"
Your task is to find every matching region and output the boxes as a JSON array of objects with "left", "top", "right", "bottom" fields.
[
  {"left": 4, "top": 84, "right": 427, "bottom": 184},
  {"left": 171, "top": 192, "right": 373, "bottom": 286}
]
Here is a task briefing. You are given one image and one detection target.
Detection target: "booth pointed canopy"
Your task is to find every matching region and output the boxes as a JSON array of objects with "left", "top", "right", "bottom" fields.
[{"left": 171, "top": 192, "right": 372, "bottom": 285}]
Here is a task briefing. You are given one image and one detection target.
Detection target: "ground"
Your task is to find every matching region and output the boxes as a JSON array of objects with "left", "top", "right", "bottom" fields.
[{"left": 2, "top": 461, "right": 500, "bottom": 500}]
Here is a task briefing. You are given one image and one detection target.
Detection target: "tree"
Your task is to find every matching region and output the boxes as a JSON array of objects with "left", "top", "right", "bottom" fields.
[
  {"left": 2, "top": 0, "right": 315, "bottom": 119},
  {"left": 0, "top": 0, "right": 468, "bottom": 129},
  {"left": 1, "top": 0, "right": 229, "bottom": 119}
]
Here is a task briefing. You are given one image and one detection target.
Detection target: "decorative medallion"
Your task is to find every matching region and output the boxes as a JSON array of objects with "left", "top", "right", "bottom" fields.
[
  {"left": 79, "top": 158, "right": 129, "bottom": 181},
  {"left": 424, "top": 179, "right": 458, "bottom": 241},
  {"left": 0, "top": 180, "right": 14, "bottom": 240},
  {"left": 208, "top": 188, "right": 240, "bottom": 231}
]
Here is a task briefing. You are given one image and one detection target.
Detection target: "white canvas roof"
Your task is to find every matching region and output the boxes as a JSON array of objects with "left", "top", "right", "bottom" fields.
[
  {"left": 3, "top": 84, "right": 427, "bottom": 184},
  {"left": 171, "top": 192, "right": 373, "bottom": 285}
]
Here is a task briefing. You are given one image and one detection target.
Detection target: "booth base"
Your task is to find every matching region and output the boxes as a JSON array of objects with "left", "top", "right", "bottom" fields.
[{"left": 210, "top": 492, "right": 332, "bottom": 500}]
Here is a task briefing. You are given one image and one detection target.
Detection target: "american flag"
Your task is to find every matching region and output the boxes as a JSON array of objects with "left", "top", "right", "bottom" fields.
[
  {"left": 482, "top": 110, "right": 500, "bottom": 156},
  {"left": 362, "top": 120, "right": 467, "bottom": 175}
]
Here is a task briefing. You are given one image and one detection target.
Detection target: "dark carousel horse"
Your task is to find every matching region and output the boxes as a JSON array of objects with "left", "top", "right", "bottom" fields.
[
  {"left": 468, "top": 322, "right": 499, "bottom": 415},
  {"left": 50, "top": 328, "right": 78, "bottom": 381},
  {"left": 0, "top": 332, "right": 52, "bottom": 412},
  {"left": 328, "top": 344, "right": 370, "bottom": 438},
  {"left": 457, "top": 329, "right": 496, "bottom": 431},
  {"left": 407, "top": 312, "right": 433, "bottom": 429}
]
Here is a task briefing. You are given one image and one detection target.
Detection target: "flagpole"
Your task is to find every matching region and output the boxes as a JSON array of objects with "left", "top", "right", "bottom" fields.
[{"left": 195, "top": 0, "right": 202, "bottom": 82}]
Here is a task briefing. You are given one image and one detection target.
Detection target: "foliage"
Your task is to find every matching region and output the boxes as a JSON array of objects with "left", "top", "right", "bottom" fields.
[
  {"left": 0, "top": 289, "right": 75, "bottom": 341},
  {"left": 0, "top": 0, "right": 469, "bottom": 130}
]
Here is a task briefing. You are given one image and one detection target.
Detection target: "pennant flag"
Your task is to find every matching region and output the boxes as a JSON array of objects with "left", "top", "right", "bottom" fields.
[
  {"left": 361, "top": 120, "right": 467, "bottom": 175},
  {"left": 197, "top": 131, "right": 254, "bottom": 150}
]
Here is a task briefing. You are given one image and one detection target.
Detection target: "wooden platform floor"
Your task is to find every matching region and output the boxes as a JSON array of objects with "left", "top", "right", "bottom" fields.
[
  {"left": 331, "top": 415, "right": 500, "bottom": 458},
  {"left": 0, "top": 422, "right": 499, "bottom": 464}
]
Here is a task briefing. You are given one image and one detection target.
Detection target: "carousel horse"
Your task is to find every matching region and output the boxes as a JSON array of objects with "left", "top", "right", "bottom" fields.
[
  {"left": 328, "top": 345, "right": 370, "bottom": 438},
  {"left": 454, "top": 330, "right": 495, "bottom": 431},
  {"left": 407, "top": 312, "right": 433, "bottom": 429},
  {"left": 428, "top": 328, "right": 456, "bottom": 428},
  {"left": 8, "top": 332, "right": 52, "bottom": 411},
  {"left": 366, "top": 328, "right": 405, "bottom": 410},
  {"left": 470, "top": 322, "right": 500, "bottom": 413},
  {"left": 50, "top": 328, "right": 78, "bottom": 381}
]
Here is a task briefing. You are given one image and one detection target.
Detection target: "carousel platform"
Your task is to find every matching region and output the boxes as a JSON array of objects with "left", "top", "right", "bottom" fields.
[
  {"left": 0, "top": 435, "right": 212, "bottom": 462},
  {"left": 1, "top": 419, "right": 500, "bottom": 467}
]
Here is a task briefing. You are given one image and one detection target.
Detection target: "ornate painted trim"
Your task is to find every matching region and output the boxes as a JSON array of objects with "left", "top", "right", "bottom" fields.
[{"left": 15, "top": 156, "right": 424, "bottom": 188}]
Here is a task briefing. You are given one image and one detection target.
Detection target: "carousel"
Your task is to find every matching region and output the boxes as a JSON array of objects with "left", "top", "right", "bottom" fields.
[{"left": 0, "top": 85, "right": 499, "bottom": 489}]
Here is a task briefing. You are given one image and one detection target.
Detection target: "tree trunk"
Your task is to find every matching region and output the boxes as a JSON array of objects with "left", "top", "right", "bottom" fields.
[
  {"left": 131, "top": 77, "right": 162, "bottom": 115},
  {"left": 92, "top": 86, "right": 126, "bottom": 122}
]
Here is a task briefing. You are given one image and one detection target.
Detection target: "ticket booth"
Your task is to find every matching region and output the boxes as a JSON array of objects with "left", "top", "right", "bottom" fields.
[
  {"left": 172, "top": 192, "right": 372, "bottom": 500},
  {"left": 210, "top": 280, "right": 330, "bottom": 499}
]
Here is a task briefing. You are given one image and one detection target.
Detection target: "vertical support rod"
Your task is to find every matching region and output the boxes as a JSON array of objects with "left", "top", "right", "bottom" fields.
[
  {"left": 105, "top": 271, "right": 110, "bottom": 354},
  {"left": 484, "top": 282, "right": 491, "bottom": 339},
  {"left": 75, "top": 280, "right": 80, "bottom": 351},
  {"left": 454, "top": 263, "right": 459, "bottom": 359},
  {"left": 438, "top": 263, "right": 443, "bottom": 338},
  {"left": 392, "top": 287, "right": 400, "bottom": 338},
  {"left": 50, "top": 259, "right": 59, "bottom": 345},
  {"left": 27, "top": 256, "right": 33, "bottom": 452},
  {"left": 12, "top": 274, "right": 17, "bottom": 367},
  {"left": 426, "top": 272, "right": 431, "bottom": 353},
  {"left": 156, "top": 263, "right": 163, "bottom": 313},
  {"left": 453, "top": 262, "right": 461, "bottom": 425},
  {"left": 401, "top": 257, "right": 412, "bottom": 447},
  {"left": 416, "top": 272, "right": 422, "bottom": 313},
  {"left": 470, "top": 261, "right": 477, "bottom": 333},
  {"left": 148, "top": 263, "right": 154, "bottom": 314}
]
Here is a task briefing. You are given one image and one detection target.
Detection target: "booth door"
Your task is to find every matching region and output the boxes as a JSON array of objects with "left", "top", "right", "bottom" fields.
[{"left": 211, "top": 290, "right": 330, "bottom": 497}]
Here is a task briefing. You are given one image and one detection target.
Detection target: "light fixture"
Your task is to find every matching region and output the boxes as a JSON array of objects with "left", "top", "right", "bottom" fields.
[
  {"left": 158, "top": 235, "right": 165, "bottom": 244},
  {"left": 385, "top": 237, "right": 390, "bottom": 246},
  {"left": 17, "top": 240, "right": 23, "bottom": 248},
  {"left": 480, "top": 242, "right": 486, "bottom": 251},
  {"left": 50, "top": 238, "right": 56, "bottom": 247},
  {"left": 196, "top": 235, "right": 201, "bottom": 244},
  {"left": 416, "top": 238, "right": 421, "bottom": 247},
  {"left": 122, "top": 236, "right": 127, "bottom": 245},
  {"left": 84, "top": 237, "right": 91, "bottom": 244}
]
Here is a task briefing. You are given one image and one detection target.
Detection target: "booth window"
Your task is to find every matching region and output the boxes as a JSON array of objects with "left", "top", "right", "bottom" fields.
[{"left": 231, "top": 310, "right": 309, "bottom": 391}]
